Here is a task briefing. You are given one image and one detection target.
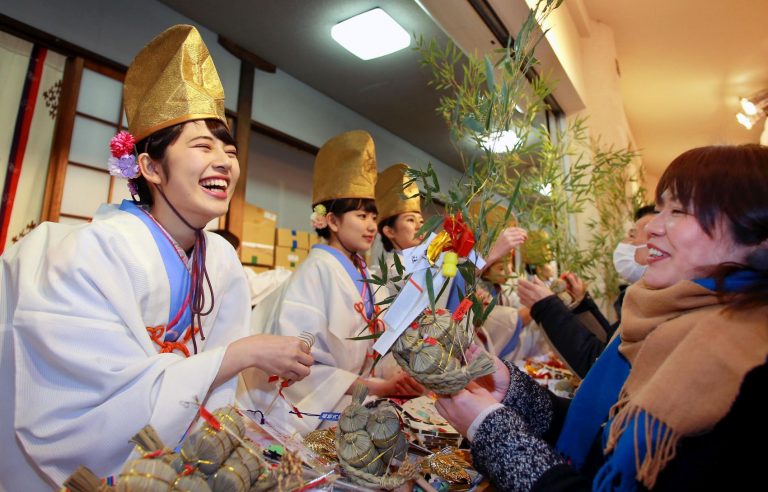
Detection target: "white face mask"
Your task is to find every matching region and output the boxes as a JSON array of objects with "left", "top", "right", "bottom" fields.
[{"left": 612, "top": 242, "right": 647, "bottom": 284}]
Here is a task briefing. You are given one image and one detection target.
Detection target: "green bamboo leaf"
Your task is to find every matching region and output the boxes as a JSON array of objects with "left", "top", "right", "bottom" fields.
[
  {"left": 416, "top": 214, "right": 443, "bottom": 239},
  {"left": 392, "top": 250, "right": 405, "bottom": 276},
  {"left": 435, "top": 277, "right": 450, "bottom": 304},
  {"left": 346, "top": 333, "right": 383, "bottom": 341},
  {"left": 426, "top": 267, "right": 436, "bottom": 313},
  {"left": 484, "top": 56, "right": 495, "bottom": 92},
  {"left": 378, "top": 254, "right": 388, "bottom": 284},
  {"left": 463, "top": 116, "right": 484, "bottom": 134},
  {"left": 375, "top": 295, "right": 396, "bottom": 306}
]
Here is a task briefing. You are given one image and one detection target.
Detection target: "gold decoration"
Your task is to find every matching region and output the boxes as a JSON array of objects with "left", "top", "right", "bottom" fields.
[
  {"left": 423, "top": 447, "right": 472, "bottom": 484},
  {"left": 124, "top": 24, "right": 227, "bottom": 142},
  {"left": 426, "top": 231, "right": 452, "bottom": 265},
  {"left": 303, "top": 429, "right": 338, "bottom": 463},
  {"left": 521, "top": 229, "right": 553, "bottom": 266},
  {"left": 312, "top": 130, "right": 377, "bottom": 205},
  {"left": 375, "top": 163, "right": 421, "bottom": 222}
]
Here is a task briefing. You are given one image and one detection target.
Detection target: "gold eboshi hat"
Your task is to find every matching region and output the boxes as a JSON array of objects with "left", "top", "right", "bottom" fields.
[
  {"left": 522, "top": 229, "right": 553, "bottom": 265},
  {"left": 312, "top": 130, "right": 377, "bottom": 205},
  {"left": 375, "top": 163, "right": 421, "bottom": 223},
  {"left": 124, "top": 25, "right": 227, "bottom": 142}
]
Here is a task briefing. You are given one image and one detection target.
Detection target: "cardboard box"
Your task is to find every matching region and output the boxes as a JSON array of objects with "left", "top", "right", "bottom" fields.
[
  {"left": 240, "top": 243, "right": 274, "bottom": 266},
  {"left": 241, "top": 203, "right": 277, "bottom": 265},
  {"left": 274, "top": 246, "right": 308, "bottom": 270},
  {"left": 276, "top": 228, "right": 310, "bottom": 250},
  {"left": 308, "top": 234, "right": 320, "bottom": 247}
]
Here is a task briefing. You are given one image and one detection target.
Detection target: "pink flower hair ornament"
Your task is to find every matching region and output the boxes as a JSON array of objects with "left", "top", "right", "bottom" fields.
[
  {"left": 310, "top": 204, "right": 328, "bottom": 229},
  {"left": 107, "top": 131, "right": 140, "bottom": 181}
]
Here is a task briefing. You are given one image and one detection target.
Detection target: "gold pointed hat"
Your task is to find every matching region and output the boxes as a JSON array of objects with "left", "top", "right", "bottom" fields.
[
  {"left": 521, "top": 229, "right": 553, "bottom": 265},
  {"left": 124, "top": 24, "right": 227, "bottom": 142},
  {"left": 313, "top": 130, "right": 377, "bottom": 205},
  {"left": 375, "top": 163, "right": 421, "bottom": 223}
]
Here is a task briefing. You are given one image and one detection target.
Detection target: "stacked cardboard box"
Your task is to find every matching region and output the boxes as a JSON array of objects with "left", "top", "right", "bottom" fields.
[
  {"left": 275, "top": 228, "right": 310, "bottom": 270},
  {"left": 240, "top": 203, "right": 277, "bottom": 267}
]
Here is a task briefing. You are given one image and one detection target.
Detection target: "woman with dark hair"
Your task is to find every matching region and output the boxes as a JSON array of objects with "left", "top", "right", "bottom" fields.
[
  {"left": 433, "top": 144, "right": 768, "bottom": 491},
  {"left": 0, "top": 25, "right": 312, "bottom": 491},
  {"left": 242, "top": 131, "right": 422, "bottom": 436}
]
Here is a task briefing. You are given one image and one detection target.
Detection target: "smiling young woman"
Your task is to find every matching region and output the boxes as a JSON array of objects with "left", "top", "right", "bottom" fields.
[
  {"left": 431, "top": 144, "right": 768, "bottom": 491},
  {"left": 0, "top": 25, "right": 313, "bottom": 490}
]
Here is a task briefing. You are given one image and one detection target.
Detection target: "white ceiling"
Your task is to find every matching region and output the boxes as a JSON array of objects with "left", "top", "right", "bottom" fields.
[
  {"left": 583, "top": 0, "right": 768, "bottom": 183},
  {"left": 160, "top": 0, "right": 768, "bottom": 183}
]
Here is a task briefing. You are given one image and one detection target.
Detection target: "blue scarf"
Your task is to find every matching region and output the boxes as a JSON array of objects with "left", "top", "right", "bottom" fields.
[{"left": 555, "top": 271, "right": 762, "bottom": 491}]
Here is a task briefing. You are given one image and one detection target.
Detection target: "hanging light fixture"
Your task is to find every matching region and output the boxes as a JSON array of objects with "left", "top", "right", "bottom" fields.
[{"left": 736, "top": 90, "right": 768, "bottom": 129}]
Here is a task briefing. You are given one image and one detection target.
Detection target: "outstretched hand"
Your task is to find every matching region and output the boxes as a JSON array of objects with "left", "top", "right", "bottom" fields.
[
  {"left": 435, "top": 382, "right": 499, "bottom": 436},
  {"left": 465, "top": 344, "right": 510, "bottom": 402},
  {"left": 485, "top": 227, "right": 528, "bottom": 267},
  {"left": 517, "top": 275, "right": 554, "bottom": 308}
]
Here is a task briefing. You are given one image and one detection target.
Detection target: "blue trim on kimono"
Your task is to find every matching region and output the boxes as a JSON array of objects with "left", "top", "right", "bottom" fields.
[
  {"left": 313, "top": 244, "right": 374, "bottom": 318},
  {"left": 498, "top": 316, "right": 525, "bottom": 360},
  {"left": 446, "top": 274, "right": 466, "bottom": 312},
  {"left": 120, "top": 200, "right": 191, "bottom": 341}
]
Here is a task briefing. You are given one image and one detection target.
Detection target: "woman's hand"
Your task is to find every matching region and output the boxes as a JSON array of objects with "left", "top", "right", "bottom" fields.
[
  {"left": 214, "top": 334, "right": 314, "bottom": 388},
  {"left": 364, "top": 371, "right": 425, "bottom": 397},
  {"left": 435, "top": 383, "right": 500, "bottom": 436},
  {"left": 517, "top": 276, "right": 555, "bottom": 308},
  {"left": 465, "top": 344, "right": 510, "bottom": 402},
  {"left": 485, "top": 227, "right": 528, "bottom": 267},
  {"left": 561, "top": 272, "right": 587, "bottom": 304}
]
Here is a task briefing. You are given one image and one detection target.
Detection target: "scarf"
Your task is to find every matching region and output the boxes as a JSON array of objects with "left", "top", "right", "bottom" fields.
[{"left": 603, "top": 276, "right": 768, "bottom": 488}]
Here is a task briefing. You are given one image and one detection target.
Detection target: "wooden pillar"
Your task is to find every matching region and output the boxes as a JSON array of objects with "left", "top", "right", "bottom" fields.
[{"left": 219, "top": 36, "right": 275, "bottom": 242}]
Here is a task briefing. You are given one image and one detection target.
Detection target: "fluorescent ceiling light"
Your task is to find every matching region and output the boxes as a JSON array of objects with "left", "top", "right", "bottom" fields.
[
  {"left": 740, "top": 97, "right": 758, "bottom": 116},
  {"left": 481, "top": 130, "right": 520, "bottom": 153},
  {"left": 331, "top": 8, "right": 410, "bottom": 60},
  {"left": 736, "top": 112, "right": 756, "bottom": 130}
]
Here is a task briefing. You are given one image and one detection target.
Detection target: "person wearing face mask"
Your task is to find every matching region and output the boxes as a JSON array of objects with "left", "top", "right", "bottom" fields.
[
  {"left": 516, "top": 206, "right": 656, "bottom": 378},
  {"left": 612, "top": 205, "right": 656, "bottom": 316}
]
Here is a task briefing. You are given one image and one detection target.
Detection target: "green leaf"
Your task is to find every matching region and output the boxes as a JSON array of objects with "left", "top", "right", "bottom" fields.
[
  {"left": 484, "top": 56, "right": 495, "bottom": 92},
  {"left": 375, "top": 295, "right": 397, "bottom": 306},
  {"left": 346, "top": 333, "right": 382, "bottom": 341},
  {"left": 378, "top": 253, "right": 388, "bottom": 284},
  {"left": 482, "top": 296, "right": 498, "bottom": 321},
  {"left": 392, "top": 251, "right": 405, "bottom": 276},
  {"left": 416, "top": 214, "right": 443, "bottom": 240},
  {"left": 463, "top": 116, "right": 484, "bottom": 134},
  {"left": 361, "top": 277, "right": 385, "bottom": 286},
  {"left": 435, "top": 277, "right": 451, "bottom": 304},
  {"left": 426, "top": 267, "right": 436, "bottom": 313}
]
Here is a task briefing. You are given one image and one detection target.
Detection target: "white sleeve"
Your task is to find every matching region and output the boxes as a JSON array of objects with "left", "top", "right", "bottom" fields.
[{"left": 8, "top": 223, "right": 248, "bottom": 484}]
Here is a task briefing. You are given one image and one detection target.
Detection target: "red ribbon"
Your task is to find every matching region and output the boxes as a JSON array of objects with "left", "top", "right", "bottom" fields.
[
  {"left": 198, "top": 404, "right": 221, "bottom": 431},
  {"left": 452, "top": 298, "right": 473, "bottom": 322},
  {"left": 443, "top": 213, "right": 475, "bottom": 257},
  {"left": 267, "top": 375, "right": 303, "bottom": 418}
]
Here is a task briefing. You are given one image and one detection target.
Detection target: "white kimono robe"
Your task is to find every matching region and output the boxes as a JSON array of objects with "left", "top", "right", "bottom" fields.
[
  {"left": 241, "top": 246, "right": 389, "bottom": 436},
  {"left": 0, "top": 203, "right": 250, "bottom": 491}
]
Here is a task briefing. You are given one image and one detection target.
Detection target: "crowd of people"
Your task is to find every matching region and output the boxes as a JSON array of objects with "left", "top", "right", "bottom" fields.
[{"left": 1, "top": 23, "right": 766, "bottom": 492}]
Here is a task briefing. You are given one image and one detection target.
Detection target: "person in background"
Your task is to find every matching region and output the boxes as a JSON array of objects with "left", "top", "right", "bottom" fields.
[
  {"left": 435, "top": 144, "right": 768, "bottom": 491},
  {"left": 211, "top": 229, "right": 291, "bottom": 308},
  {"left": 241, "top": 131, "right": 422, "bottom": 436},
  {"left": 0, "top": 25, "right": 312, "bottom": 491},
  {"left": 517, "top": 206, "right": 657, "bottom": 377}
]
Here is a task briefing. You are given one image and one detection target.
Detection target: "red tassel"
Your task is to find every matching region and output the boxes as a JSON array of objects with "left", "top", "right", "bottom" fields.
[{"left": 199, "top": 405, "right": 221, "bottom": 431}]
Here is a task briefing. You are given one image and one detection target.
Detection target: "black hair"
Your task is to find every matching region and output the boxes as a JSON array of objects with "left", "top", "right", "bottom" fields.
[
  {"left": 656, "top": 144, "right": 768, "bottom": 309},
  {"left": 210, "top": 229, "right": 240, "bottom": 250},
  {"left": 634, "top": 204, "right": 656, "bottom": 222},
  {"left": 377, "top": 215, "right": 398, "bottom": 252},
  {"left": 130, "top": 119, "right": 236, "bottom": 206},
  {"left": 314, "top": 198, "right": 377, "bottom": 240}
]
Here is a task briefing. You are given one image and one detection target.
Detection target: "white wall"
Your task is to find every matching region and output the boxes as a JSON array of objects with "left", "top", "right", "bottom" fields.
[{"left": 251, "top": 68, "right": 461, "bottom": 188}]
